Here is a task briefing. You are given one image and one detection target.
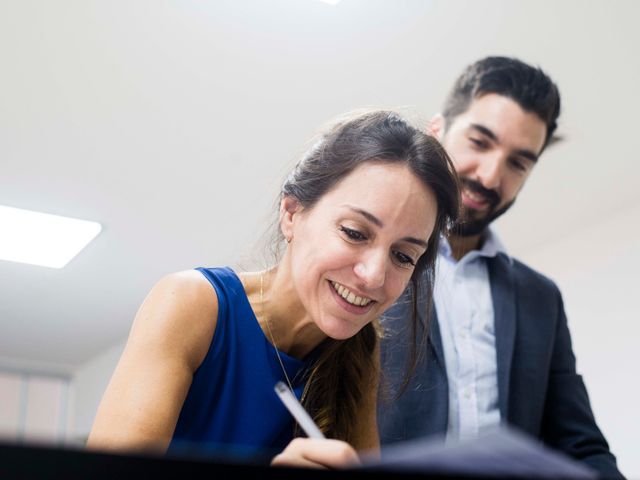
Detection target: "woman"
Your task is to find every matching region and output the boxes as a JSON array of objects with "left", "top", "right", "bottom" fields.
[{"left": 87, "top": 110, "right": 459, "bottom": 468}]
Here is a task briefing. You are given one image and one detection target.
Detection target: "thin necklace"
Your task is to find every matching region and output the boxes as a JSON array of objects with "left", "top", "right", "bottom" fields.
[{"left": 261, "top": 272, "right": 295, "bottom": 393}]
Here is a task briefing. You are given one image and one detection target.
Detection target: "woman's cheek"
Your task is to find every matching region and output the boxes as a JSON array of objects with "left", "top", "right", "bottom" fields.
[{"left": 390, "top": 274, "right": 411, "bottom": 301}]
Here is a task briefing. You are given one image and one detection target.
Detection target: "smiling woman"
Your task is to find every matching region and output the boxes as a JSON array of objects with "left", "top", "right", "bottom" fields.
[{"left": 86, "top": 110, "right": 459, "bottom": 468}]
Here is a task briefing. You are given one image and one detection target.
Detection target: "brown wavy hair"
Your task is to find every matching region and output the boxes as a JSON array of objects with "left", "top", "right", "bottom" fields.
[{"left": 279, "top": 110, "right": 459, "bottom": 445}]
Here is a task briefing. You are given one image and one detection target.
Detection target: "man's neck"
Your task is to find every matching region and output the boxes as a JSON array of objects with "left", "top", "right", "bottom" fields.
[{"left": 447, "top": 232, "right": 484, "bottom": 261}]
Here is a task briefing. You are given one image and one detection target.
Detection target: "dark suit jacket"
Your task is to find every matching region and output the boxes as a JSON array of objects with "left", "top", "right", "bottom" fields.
[{"left": 378, "top": 253, "right": 623, "bottom": 479}]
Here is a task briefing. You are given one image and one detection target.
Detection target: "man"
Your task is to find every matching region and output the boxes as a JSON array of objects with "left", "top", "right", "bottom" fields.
[{"left": 378, "top": 56, "right": 623, "bottom": 479}]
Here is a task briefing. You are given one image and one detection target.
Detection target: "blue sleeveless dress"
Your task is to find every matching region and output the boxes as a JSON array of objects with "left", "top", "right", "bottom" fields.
[{"left": 167, "top": 267, "right": 315, "bottom": 461}]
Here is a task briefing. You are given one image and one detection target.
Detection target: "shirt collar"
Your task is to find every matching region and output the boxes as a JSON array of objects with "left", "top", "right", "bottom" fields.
[{"left": 439, "top": 228, "right": 512, "bottom": 265}]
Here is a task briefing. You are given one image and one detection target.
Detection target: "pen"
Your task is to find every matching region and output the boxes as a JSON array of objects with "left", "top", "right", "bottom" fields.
[{"left": 274, "top": 381, "right": 326, "bottom": 439}]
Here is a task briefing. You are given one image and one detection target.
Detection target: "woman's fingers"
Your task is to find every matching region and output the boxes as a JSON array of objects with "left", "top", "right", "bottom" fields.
[{"left": 271, "top": 438, "right": 361, "bottom": 469}]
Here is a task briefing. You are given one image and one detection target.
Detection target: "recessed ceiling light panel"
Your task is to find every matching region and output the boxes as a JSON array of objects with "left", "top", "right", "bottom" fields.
[{"left": 0, "top": 205, "right": 102, "bottom": 269}]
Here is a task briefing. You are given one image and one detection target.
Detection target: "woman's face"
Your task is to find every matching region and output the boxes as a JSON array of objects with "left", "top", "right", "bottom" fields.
[{"left": 282, "top": 161, "right": 438, "bottom": 340}]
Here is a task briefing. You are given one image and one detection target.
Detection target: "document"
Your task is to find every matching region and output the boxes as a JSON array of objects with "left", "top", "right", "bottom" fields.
[{"left": 361, "top": 425, "right": 597, "bottom": 478}]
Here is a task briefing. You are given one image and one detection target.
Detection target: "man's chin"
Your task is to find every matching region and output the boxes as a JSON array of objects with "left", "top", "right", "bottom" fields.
[
  {"left": 450, "top": 200, "right": 515, "bottom": 238},
  {"left": 450, "top": 218, "right": 490, "bottom": 237}
]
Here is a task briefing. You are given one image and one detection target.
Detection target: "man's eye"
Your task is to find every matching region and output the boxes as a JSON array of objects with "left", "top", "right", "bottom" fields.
[
  {"left": 509, "top": 158, "right": 527, "bottom": 172},
  {"left": 339, "top": 225, "right": 366, "bottom": 241},
  {"left": 392, "top": 250, "right": 416, "bottom": 267},
  {"left": 469, "top": 137, "right": 488, "bottom": 149}
]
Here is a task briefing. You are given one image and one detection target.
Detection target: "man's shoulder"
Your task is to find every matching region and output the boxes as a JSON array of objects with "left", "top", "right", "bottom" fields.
[{"left": 503, "top": 255, "right": 560, "bottom": 296}]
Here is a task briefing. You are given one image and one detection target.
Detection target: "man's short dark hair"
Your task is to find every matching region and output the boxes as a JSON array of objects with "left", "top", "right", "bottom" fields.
[{"left": 442, "top": 56, "right": 561, "bottom": 149}]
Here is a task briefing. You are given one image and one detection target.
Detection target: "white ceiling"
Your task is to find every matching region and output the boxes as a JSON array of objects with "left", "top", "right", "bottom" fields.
[{"left": 1, "top": 0, "right": 639, "bottom": 373}]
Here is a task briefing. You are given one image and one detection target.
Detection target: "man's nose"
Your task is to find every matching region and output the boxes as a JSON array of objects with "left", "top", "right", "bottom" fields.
[{"left": 476, "top": 155, "right": 504, "bottom": 190}]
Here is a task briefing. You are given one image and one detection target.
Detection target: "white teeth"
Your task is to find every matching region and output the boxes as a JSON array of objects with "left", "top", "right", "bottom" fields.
[
  {"left": 354, "top": 295, "right": 369, "bottom": 306},
  {"left": 465, "top": 189, "right": 485, "bottom": 203},
  {"left": 331, "top": 281, "right": 373, "bottom": 307}
]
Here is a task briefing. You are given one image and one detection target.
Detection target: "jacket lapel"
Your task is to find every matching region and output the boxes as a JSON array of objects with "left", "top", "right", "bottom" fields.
[
  {"left": 487, "top": 253, "right": 517, "bottom": 420},
  {"left": 425, "top": 305, "right": 449, "bottom": 434},
  {"left": 428, "top": 308, "right": 445, "bottom": 370}
]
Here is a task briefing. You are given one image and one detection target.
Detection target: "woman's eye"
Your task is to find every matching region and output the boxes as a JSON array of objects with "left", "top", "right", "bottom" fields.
[
  {"left": 393, "top": 250, "right": 416, "bottom": 267},
  {"left": 339, "top": 225, "right": 367, "bottom": 241}
]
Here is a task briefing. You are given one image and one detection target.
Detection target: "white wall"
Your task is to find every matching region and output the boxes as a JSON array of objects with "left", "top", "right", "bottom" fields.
[
  {"left": 69, "top": 339, "right": 125, "bottom": 444},
  {"left": 0, "top": 342, "right": 125, "bottom": 447},
  {"left": 0, "top": 372, "right": 23, "bottom": 440},
  {"left": 508, "top": 201, "right": 640, "bottom": 477},
  {"left": 0, "top": 367, "right": 70, "bottom": 445}
]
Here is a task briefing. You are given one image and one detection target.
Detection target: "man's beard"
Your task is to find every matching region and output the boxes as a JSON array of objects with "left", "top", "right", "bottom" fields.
[{"left": 450, "top": 178, "right": 515, "bottom": 237}]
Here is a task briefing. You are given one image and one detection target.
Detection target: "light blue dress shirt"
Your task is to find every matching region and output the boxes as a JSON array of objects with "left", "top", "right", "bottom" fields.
[{"left": 434, "top": 229, "right": 508, "bottom": 442}]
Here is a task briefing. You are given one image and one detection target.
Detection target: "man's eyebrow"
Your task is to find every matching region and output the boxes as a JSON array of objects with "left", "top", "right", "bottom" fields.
[
  {"left": 347, "top": 207, "right": 428, "bottom": 248},
  {"left": 470, "top": 123, "right": 498, "bottom": 143},
  {"left": 469, "top": 123, "right": 539, "bottom": 163}
]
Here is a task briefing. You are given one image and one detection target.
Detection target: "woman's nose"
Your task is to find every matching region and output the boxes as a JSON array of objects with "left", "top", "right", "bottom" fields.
[{"left": 353, "top": 251, "right": 386, "bottom": 290}]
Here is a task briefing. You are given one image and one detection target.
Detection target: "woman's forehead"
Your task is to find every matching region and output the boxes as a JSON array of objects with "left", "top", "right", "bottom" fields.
[{"left": 313, "top": 163, "right": 437, "bottom": 236}]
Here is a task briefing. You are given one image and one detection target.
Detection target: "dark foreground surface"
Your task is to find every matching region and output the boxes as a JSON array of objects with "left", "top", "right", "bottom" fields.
[
  {"left": 0, "top": 429, "right": 597, "bottom": 480},
  {"left": 0, "top": 441, "right": 470, "bottom": 480}
]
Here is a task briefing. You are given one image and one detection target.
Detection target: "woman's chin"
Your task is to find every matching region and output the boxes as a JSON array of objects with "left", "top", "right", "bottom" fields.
[{"left": 318, "top": 316, "right": 368, "bottom": 341}]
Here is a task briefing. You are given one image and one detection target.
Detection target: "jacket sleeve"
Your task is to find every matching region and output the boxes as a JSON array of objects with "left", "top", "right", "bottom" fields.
[{"left": 540, "top": 289, "right": 624, "bottom": 479}]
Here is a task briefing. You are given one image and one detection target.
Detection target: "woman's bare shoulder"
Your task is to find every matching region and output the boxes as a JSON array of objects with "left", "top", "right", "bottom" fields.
[{"left": 130, "top": 269, "right": 219, "bottom": 371}]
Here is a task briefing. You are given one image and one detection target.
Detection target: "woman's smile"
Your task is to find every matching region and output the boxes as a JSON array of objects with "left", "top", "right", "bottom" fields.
[{"left": 327, "top": 279, "right": 377, "bottom": 315}]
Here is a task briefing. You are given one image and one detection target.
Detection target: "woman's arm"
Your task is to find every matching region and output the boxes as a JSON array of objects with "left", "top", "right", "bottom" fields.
[{"left": 86, "top": 270, "right": 218, "bottom": 453}]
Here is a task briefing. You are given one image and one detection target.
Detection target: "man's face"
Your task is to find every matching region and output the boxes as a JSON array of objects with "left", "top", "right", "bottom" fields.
[{"left": 438, "top": 93, "right": 547, "bottom": 236}]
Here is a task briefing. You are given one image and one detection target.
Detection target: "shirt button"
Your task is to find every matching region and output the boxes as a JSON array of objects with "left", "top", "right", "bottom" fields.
[{"left": 464, "top": 389, "right": 472, "bottom": 399}]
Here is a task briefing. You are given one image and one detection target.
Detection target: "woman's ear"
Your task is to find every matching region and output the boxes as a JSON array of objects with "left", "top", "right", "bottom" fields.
[{"left": 279, "top": 196, "right": 300, "bottom": 243}]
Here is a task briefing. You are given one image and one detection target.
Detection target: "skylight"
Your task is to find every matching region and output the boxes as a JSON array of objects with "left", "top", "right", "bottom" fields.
[{"left": 0, "top": 205, "right": 102, "bottom": 269}]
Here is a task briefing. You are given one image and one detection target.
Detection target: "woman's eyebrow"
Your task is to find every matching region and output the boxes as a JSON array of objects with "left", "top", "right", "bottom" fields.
[
  {"left": 346, "top": 206, "right": 383, "bottom": 227},
  {"left": 346, "top": 206, "right": 428, "bottom": 248}
]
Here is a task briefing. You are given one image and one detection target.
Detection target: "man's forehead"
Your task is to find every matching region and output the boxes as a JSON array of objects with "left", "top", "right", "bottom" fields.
[{"left": 456, "top": 94, "right": 547, "bottom": 153}]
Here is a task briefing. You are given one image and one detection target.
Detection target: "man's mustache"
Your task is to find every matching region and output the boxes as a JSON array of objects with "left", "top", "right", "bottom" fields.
[{"left": 460, "top": 178, "right": 501, "bottom": 209}]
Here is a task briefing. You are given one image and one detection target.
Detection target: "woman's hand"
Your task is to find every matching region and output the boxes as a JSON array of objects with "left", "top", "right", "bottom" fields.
[{"left": 271, "top": 438, "right": 361, "bottom": 469}]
